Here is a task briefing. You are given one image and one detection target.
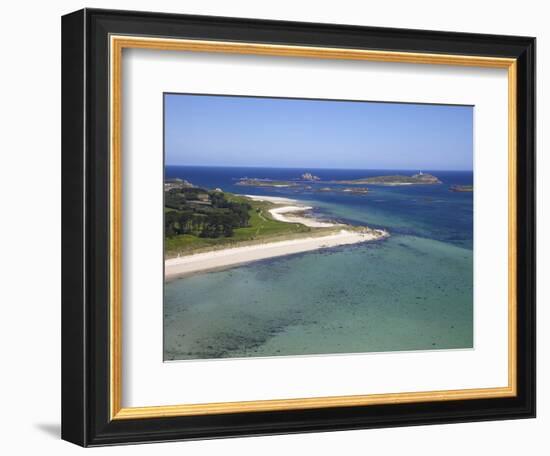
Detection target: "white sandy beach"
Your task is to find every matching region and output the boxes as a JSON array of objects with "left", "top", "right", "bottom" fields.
[
  {"left": 244, "top": 195, "right": 296, "bottom": 204},
  {"left": 245, "top": 194, "right": 339, "bottom": 228},
  {"left": 165, "top": 194, "right": 388, "bottom": 279},
  {"left": 268, "top": 206, "right": 339, "bottom": 228},
  {"left": 165, "top": 229, "right": 387, "bottom": 280}
]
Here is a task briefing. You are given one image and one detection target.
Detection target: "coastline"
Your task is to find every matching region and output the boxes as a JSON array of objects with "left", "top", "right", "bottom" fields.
[
  {"left": 165, "top": 228, "right": 388, "bottom": 280},
  {"left": 244, "top": 194, "right": 340, "bottom": 228},
  {"left": 165, "top": 194, "right": 388, "bottom": 279}
]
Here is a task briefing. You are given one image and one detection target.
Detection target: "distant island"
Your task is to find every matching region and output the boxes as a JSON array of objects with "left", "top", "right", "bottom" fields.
[
  {"left": 301, "top": 172, "right": 320, "bottom": 181},
  {"left": 332, "top": 172, "right": 442, "bottom": 186},
  {"left": 449, "top": 185, "right": 473, "bottom": 192},
  {"left": 236, "top": 171, "right": 321, "bottom": 187},
  {"left": 318, "top": 187, "right": 370, "bottom": 194},
  {"left": 236, "top": 172, "right": 442, "bottom": 188},
  {"left": 235, "top": 177, "right": 372, "bottom": 195},
  {"left": 236, "top": 172, "right": 441, "bottom": 188},
  {"left": 235, "top": 178, "right": 299, "bottom": 188}
]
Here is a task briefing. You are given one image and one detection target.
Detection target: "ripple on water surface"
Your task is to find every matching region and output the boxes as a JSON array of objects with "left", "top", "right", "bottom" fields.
[{"left": 164, "top": 234, "right": 473, "bottom": 360}]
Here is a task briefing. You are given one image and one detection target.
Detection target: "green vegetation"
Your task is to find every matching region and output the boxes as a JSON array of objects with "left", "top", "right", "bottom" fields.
[
  {"left": 165, "top": 187, "right": 251, "bottom": 239},
  {"left": 334, "top": 173, "right": 441, "bottom": 185},
  {"left": 165, "top": 186, "right": 320, "bottom": 257}
]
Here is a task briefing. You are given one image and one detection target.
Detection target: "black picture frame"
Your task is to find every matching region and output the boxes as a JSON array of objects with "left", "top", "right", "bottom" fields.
[{"left": 62, "top": 8, "right": 536, "bottom": 447}]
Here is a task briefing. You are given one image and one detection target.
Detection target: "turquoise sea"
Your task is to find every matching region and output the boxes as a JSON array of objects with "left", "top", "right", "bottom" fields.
[{"left": 164, "top": 166, "right": 473, "bottom": 360}]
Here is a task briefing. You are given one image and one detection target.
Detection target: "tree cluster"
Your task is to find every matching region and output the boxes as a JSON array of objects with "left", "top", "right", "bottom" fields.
[{"left": 165, "top": 188, "right": 251, "bottom": 239}]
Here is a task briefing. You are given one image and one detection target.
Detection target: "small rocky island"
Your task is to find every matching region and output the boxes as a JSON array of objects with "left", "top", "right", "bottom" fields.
[
  {"left": 235, "top": 178, "right": 298, "bottom": 188},
  {"left": 449, "top": 185, "right": 473, "bottom": 192},
  {"left": 300, "top": 172, "right": 320, "bottom": 181},
  {"left": 318, "top": 187, "right": 369, "bottom": 194},
  {"left": 237, "top": 172, "right": 321, "bottom": 187},
  {"left": 333, "top": 172, "right": 442, "bottom": 186}
]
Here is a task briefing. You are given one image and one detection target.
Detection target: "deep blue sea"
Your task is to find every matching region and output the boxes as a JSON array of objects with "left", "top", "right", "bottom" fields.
[{"left": 164, "top": 166, "right": 473, "bottom": 360}]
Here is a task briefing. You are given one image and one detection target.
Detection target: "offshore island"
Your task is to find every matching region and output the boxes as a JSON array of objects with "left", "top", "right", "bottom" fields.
[
  {"left": 164, "top": 177, "right": 388, "bottom": 279},
  {"left": 449, "top": 184, "right": 473, "bottom": 192},
  {"left": 331, "top": 171, "right": 442, "bottom": 186},
  {"left": 235, "top": 171, "right": 441, "bottom": 191}
]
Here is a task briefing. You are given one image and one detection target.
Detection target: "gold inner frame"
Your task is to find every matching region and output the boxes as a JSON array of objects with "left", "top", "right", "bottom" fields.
[{"left": 109, "top": 35, "right": 518, "bottom": 420}]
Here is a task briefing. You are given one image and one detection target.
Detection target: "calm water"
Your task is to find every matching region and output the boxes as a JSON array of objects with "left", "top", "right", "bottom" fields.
[{"left": 164, "top": 166, "right": 473, "bottom": 360}]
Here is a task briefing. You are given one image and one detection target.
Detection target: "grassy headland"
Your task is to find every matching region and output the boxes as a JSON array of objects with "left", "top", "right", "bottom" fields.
[
  {"left": 164, "top": 178, "right": 386, "bottom": 260},
  {"left": 165, "top": 184, "right": 338, "bottom": 258}
]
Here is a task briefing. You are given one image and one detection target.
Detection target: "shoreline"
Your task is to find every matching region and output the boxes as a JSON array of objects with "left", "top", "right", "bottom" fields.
[
  {"left": 165, "top": 193, "right": 388, "bottom": 280},
  {"left": 244, "top": 194, "right": 339, "bottom": 228},
  {"left": 269, "top": 205, "right": 337, "bottom": 228},
  {"left": 165, "top": 228, "right": 388, "bottom": 280}
]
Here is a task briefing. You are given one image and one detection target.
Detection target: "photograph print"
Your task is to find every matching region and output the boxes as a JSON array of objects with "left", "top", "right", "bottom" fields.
[{"left": 163, "top": 94, "right": 474, "bottom": 361}]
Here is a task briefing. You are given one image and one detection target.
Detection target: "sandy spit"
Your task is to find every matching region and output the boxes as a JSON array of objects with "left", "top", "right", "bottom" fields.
[
  {"left": 165, "top": 229, "right": 387, "bottom": 280},
  {"left": 244, "top": 194, "right": 338, "bottom": 228}
]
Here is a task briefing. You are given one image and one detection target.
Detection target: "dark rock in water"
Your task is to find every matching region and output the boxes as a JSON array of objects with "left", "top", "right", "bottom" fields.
[
  {"left": 235, "top": 178, "right": 298, "bottom": 187},
  {"left": 449, "top": 185, "right": 473, "bottom": 192}
]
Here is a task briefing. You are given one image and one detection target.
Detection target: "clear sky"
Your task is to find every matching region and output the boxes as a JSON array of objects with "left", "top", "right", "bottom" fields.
[{"left": 165, "top": 94, "right": 473, "bottom": 171}]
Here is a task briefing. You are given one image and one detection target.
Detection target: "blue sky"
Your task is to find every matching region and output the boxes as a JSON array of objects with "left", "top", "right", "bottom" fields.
[{"left": 165, "top": 94, "right": 473, "bottom": 171}]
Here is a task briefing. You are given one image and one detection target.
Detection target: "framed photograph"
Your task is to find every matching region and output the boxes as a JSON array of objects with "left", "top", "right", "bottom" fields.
[{"left": 61, "top": 8, "right": 535, "bottom": 446}]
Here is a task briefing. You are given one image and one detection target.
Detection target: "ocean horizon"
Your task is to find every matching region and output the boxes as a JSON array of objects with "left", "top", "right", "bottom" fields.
[{"left": 165, "top": 163, "right": 473, "bottom": 171}]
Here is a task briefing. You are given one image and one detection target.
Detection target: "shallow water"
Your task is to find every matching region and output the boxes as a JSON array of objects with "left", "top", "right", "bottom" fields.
[{"left": 164, "top": 166, "right": 473, "bottom": 360}]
